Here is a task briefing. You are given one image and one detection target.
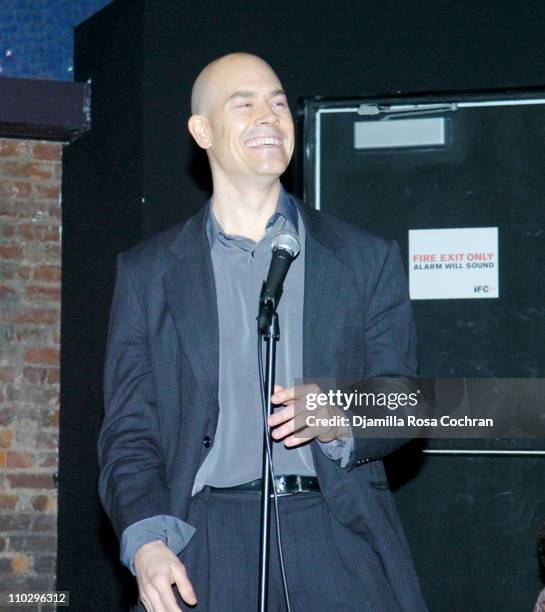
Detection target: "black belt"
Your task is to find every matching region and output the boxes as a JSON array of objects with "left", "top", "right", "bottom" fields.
[{"left": 208, "top": 475, "right": 320, "bottom": 497}]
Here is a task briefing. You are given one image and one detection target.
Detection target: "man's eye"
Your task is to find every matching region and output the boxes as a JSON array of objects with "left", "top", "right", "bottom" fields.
[
  {"left": 238, "top": 103, "right": 252, "bottom": 108},
  {"left": 274, "top": 101, "right": 286, "bottom": 107}
]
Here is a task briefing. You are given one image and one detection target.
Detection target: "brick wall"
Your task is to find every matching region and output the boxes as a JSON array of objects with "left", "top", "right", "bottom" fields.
[{"left": 0, "top": 138, "right": 62, "bottom": 595}]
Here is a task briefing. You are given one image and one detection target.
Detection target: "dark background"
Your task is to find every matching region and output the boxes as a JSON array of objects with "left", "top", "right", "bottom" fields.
[{"left": 58, "top": 1, "right": 545, "bottom": 609}]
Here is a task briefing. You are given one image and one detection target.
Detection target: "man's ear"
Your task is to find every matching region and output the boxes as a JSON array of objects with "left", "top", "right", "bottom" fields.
[{"left": 188, "top": 115, "right": 211, "bottom": 149}]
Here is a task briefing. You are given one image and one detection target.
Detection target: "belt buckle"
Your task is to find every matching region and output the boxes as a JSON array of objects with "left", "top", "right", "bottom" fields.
[
  {"left": 272, "top": 475, "right": 307, "bottom": 497},
  {"left": 273, "top": 475, "right": 292, "bottom": 497}
]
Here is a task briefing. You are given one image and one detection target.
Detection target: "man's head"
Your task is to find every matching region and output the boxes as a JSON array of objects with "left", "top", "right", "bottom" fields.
[{"left": 188, "top": 53, "right": 294, "bottom": 187}]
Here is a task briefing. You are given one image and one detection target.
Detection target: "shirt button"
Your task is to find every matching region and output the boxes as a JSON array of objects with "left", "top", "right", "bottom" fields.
[{"left": 203, "top": 436, "right": 212, "bottom": 448}]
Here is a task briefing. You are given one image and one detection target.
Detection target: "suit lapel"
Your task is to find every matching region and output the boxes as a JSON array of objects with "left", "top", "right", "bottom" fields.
[
  {"left": 298, "top": 202, "right": 351, "bottom": 380},
  {"left": 162, "top": 206, "right": 219, "bottom": 398}
]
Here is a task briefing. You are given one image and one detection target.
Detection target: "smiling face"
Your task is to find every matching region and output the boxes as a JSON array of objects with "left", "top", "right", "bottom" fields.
[{"left": 188, "top": 54, "right": 295, "bottom": 186}]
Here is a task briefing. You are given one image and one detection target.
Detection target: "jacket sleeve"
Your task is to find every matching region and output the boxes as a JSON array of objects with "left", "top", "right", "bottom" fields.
[
  {"left": 346, "top": 239, "right": 419, "bottom": 470},
  {"left": 97, "top": 253, "right": 186, "bottom": 542}
]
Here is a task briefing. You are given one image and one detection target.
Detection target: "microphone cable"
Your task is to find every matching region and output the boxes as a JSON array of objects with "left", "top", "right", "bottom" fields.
[{"left": 257, "top": 332, "right": 292, "bottom": 612}]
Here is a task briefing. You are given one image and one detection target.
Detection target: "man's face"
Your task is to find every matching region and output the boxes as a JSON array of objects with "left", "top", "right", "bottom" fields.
[{"left": 202, "top": 58, "right": 295, "bottom": 182}]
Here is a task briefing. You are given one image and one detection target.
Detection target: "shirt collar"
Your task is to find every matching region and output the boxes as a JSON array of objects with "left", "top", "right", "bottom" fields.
[{"left": 205, "top": 184, "right": 299, "bottom": 248}]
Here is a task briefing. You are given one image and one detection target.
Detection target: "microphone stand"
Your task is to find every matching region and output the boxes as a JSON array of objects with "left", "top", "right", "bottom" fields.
[{"left": 257, "top": 295, "right": 279, "bottom": 612}]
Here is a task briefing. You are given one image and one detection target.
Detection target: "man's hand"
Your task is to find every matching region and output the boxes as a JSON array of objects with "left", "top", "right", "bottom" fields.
[
  {"left": 134, "top": 540, "right": 197, "bottom": 611},
  {"left": 268, "top": 384, "right": 349, "bottom": 447}
]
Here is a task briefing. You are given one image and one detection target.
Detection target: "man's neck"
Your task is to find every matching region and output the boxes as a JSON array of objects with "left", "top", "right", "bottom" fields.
[{"left": 210, "top": 179, "right": 282, "bottom": 242}]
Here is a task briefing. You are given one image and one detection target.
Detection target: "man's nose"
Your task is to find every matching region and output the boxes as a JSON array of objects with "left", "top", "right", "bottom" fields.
[{"left": 255, "top": 103, "right": 280, "bottom": 125}]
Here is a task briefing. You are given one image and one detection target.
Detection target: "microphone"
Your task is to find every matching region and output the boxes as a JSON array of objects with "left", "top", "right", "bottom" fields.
[{"left": 257, "top": 231, "right": 301, "bottom": 333}]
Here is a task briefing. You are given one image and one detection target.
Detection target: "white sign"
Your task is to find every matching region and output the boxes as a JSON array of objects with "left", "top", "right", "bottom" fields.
[{"left": 409, "top": 227, "right": 499, "bottom": 300}]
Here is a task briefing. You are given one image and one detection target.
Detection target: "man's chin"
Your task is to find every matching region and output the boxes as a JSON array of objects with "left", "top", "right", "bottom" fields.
[{"left": 251, "top": 161, "right": 290, "bottom": 177}]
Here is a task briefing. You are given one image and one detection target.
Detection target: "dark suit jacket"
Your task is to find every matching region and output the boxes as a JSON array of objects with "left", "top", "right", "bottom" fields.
[{"left": 98, "top": 193, "right": 426, "bottom": 611}]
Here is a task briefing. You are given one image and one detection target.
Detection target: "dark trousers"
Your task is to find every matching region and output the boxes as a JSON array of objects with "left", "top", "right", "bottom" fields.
[{"left": 134, "top": 488, "right": 400, "bottom": 612}]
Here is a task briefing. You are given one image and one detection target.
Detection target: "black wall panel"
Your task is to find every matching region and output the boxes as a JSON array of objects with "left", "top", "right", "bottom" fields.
[{"left": 58, "top": 2, "right": 143, "bottom": 609}]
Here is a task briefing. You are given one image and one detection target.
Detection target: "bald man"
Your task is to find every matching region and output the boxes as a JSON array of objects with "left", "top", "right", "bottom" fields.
[{"left": 98, "top": 53, "right": 427, "bottom": 611}]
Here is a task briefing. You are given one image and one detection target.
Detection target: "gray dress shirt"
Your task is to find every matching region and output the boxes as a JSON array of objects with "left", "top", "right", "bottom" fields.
[
  {"left": 120, "top": 186, "right": 352, "bottom": 574},
  {"left": 192, "top": 190, "right": 315, "bottom": 493}
]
